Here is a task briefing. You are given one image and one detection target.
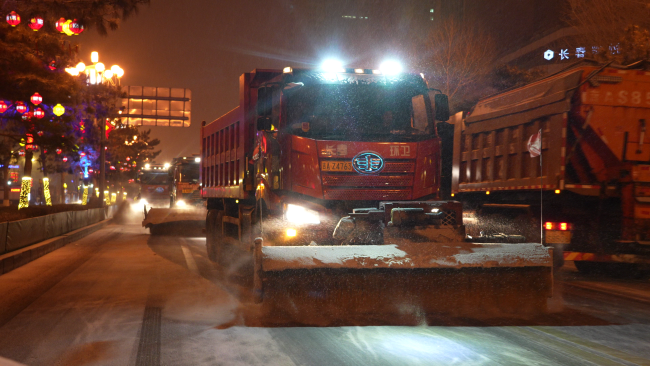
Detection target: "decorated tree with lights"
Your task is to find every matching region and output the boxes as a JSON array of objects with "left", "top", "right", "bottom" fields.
[
  {"left": 106, "top": 124, "right": 161, "bottom": 188},
  {"left": 0, "top": 0, "right": 149, "bottom": 208}
]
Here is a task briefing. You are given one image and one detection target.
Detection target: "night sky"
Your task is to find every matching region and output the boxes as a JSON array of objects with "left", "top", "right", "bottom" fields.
[
  {"left": 78, "top": 0, "right": 561, "bottom": 163},
  {"left": 78, "top": 0, "right": 431, "bottom": 163}
]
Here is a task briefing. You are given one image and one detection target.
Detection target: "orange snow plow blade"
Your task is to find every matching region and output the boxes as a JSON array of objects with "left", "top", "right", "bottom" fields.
[
  {"left": 253, "top": 241, "right": 553, "bottom": 324},
  {"left": 143, "top": 207, "right": 206, "bottom": 235}
]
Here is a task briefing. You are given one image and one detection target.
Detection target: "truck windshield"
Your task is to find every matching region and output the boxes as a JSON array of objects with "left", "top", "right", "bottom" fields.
[
  {"left": 140, "top": 172, "right": 169, "bottom": 185},
  {"left": 179, "top": 164, "right": 200, "bottom": 183},
  {"left": 285, "top": 84, "right": 430, "bottom": 141}
]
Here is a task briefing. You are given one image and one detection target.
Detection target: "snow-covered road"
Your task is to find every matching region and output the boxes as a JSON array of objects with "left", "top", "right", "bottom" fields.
[{"left": 0, "top": 223, "right": 648, "bottom": 366}]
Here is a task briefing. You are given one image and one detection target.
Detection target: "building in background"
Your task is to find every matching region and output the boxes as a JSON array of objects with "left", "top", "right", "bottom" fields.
[{"left": 119, "top": 86, "right": 191, "bottom": 127}]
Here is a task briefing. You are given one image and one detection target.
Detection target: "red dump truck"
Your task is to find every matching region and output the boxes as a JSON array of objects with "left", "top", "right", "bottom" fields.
[
  {"left": 452, "top": 60, "right": 650, "bottom": 275},
  {"left": 201, "top": 65, "right": 552, "bottom": 322}
]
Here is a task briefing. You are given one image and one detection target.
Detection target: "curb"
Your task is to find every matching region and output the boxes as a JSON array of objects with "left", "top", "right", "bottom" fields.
[{"left": 0, "top": 219, "right": 112, "bottom": 275}]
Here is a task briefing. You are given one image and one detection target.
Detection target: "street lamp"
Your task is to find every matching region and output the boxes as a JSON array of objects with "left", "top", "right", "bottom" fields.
[{"left": 66, "top": 52, "right": 124, "bottom": 86}]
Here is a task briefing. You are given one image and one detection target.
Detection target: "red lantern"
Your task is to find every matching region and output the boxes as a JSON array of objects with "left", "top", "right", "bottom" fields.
[
  {"left": 0, "top": 101, "right": 8, "bottom": 113},
  {"left": 15, "top": 102, "right": 27, "bottom": 114},
  {"left": 55, "top": 18, "right": 65, "bottom": 32},
  {"left": 28, "top": 16, "right": 44, "bottom": 31},
  {"left": 34, "top": 108, "right": 45, "bottom": 119},
  {"left": 25, "top": 134, "right": 34, "bottom": 150},
  {"left": 30, "top": 93, "right": 43, "bottom": 105},
  {"left": 37, "top": 131, "right": 44, "bottom": 136},
  {"left": 70, "top": 19, "right": 84, "bottom": 35},
  {"left": 6, "top": 11, "right": 20, "bottom": 27},
  {"left": 80, "top": 152, "right": 86, "bottom": 157},
  {"left": 48, "top": 60, "right": 57, "bottom": 71},
  {"left": 56, "top": 148, "right": 62, "bottom": 154},
  {"left": 63, "top": 157, "right": 68, "bottom": 162},
  {"left": 22, "top": 110, "right": 33, "bottom": 120}
]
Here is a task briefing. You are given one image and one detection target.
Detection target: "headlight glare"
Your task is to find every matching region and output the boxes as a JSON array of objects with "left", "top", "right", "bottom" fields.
[{"left": 286, "top": 204, "right": 320, "bottom": 224}]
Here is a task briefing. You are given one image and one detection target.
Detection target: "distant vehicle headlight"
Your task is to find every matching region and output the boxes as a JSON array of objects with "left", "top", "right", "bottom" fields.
[
  {"left": 285, "top": 204, "right": 320, "bottom": 225},
  {"left": 139, "top": 199, "right": 148, "bottom": 206},
  {"left": 176, "top": 199, "right": 186, "bottom": 207}
]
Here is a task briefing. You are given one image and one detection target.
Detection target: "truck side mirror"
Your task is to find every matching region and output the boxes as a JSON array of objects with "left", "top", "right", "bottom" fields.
[
  {"left": 434, "top": 93, "right": 450, "bottom": 122},
  {"left": 257, "top": 117, "right": 272, "bottom": 131}
]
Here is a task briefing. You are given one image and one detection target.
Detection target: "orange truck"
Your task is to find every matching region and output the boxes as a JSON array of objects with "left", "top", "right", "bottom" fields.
[
  {"left": 453, "top": 60, "right": 650, "bottom": 275},
  {"left": 200, "top": 64, "right": 552, "bottom": 320}
]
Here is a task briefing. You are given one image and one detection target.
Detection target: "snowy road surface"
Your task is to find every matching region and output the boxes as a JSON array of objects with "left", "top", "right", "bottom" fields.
[{"left": 0, "top": 222, "right": 649, "bottom": 365}]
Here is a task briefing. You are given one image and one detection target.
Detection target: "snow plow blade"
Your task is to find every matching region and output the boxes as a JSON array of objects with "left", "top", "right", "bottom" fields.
[
  {"left": 254, "top": 240, "right": 553, "bottom": 324},
  {"left": 143, "top": 207, "right": 206, "bottom": 235}
]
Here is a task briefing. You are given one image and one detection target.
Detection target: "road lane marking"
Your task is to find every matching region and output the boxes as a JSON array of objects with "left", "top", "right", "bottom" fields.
[{"left": 181, "top": 244, "right": 199, "bottom": 275}]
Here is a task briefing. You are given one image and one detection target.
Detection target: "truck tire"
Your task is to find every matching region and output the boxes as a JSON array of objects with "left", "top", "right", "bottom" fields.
[{"left": 206, "top": 209, "right": 224, "bottom": 263}]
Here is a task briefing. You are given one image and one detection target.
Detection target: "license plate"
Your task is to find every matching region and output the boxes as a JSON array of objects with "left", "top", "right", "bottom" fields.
[
  {"left": 182, "top": 189, "right": 193, "bottom": 193},
  {"left": 321, "top": 161, "right": 353, "bottom": 172},
  {"left": 545, "top": 231, "right": 572, "bottom": 244}
]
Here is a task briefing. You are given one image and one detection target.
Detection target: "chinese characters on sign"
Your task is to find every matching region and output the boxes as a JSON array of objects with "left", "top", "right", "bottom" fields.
[
  {"left": 390, "top": 145, "right": 410, "bottom": 157},
  {"left": 543, "top": 44, "right": 620, "bottom": 61}
]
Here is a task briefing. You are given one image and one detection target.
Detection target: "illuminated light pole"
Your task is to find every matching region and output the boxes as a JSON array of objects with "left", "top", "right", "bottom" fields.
[
  {"left": 18, "top": 177, "right": 31, "bottom": 209},
  {"left": 82, "top": 185, "right": 89, "bottom": 205},
  {"left": 43, "top": 177, "right": 52, "bottom": 206}
]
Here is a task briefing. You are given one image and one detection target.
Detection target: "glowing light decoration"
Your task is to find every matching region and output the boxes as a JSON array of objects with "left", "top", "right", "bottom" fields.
[
  {"left": 111, "top": 193, "right": 116, "bottom": 204},
  {"left": 0, "top": 101, "right": 8, "bottom": 113},
  {"left": 55, "top": 18, "right": 65, "bottom": 32},
  {"left": 6, "top": 11, "right": 20, "bottom": 27},
  {"left": 63, "top": 157, "right": 68, "bottom": 162},
  {"left": 104, "top": 191, "right": 110, "bottom": 205},
  {"left": 61, "top": 19, "right": 74, "bottom": 36},
  {"left": 30, "top": 93, "right": 43, "bottom": 105},
  {"left": 69, "top": 19, "right": 84, "bottom": 35},
  {"left": 43, "top": 178, "right": 52, "bottom": 206},
  {"left": 15, "top": 102, "right": 27, "bottom": 114},
  {"left": 25, "top": 134, "right": 34, "bottom": 150},
  {"left": 33, "top": 108, "right": 45, "bottom": 119},
  {"left": 53, "top": 103, "right": 65, "bottom": 116},
  {"left": 18, "top": 177, "right": 32, "bottom": 210},
  {"left": 82, "top": 185, "right": 89, "bottom": 205},
  {"left": 48, "top": 60, "right": 57, "bottom": 70},
  {"left": 28, "top": 16, "right": 44, "bottom": 31}
]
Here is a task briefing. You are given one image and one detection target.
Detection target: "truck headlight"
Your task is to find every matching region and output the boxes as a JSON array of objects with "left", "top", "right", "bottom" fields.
[{"left": 286, "top": 204, "right": 320, "bottom": 225}]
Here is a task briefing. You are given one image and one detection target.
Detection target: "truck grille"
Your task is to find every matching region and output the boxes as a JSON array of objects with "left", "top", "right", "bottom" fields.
[
  {"left": 323, "top": 189, "right": 411, "bottom": 201},
  {"left": 320, "top": 160, "right": 415, "bottom": 200},
  {"left": 322, "top": 175, "right": 413, "bottom": 187}
]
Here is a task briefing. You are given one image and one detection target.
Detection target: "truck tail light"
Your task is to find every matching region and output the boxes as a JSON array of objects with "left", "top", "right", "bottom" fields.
[{"left": 545, "top": 221, "right": 572, "bottom": 231}]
